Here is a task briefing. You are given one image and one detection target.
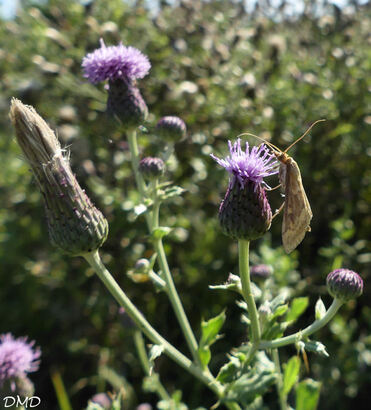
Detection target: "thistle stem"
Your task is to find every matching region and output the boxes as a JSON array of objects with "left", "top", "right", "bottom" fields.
[
  {"left": 258, "top": 298, "right": 344, "bottom": 350},
  {"left": 133, "top": 330, "right": 170, "bottom": 401},
  {"left": 272, "top": 349, "right": 288, "bottom": 410},
  {"left": 126, "top": 130, "right": 200, "bottom": 366},
  {"left": 238, "top": 240, "right": 261, "bottom": 346},
  {"left": 84, "top": 251, "right": 220, "bottom": 394}
]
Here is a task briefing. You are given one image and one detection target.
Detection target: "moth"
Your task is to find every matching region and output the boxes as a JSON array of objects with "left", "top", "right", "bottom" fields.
[{"left": 242, "top": 120, "right": 325, "bottom": 253}]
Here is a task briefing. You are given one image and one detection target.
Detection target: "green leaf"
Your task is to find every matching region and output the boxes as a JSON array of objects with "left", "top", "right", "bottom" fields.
[
  {"left": 151, "top": 226, "right": 172, "bottom": 240},
  {"left": 286, "top": 297, "right": 309, "bottom": 323},
  {"left": 296, "top": 379, "right": 321, "bottom": 410},
  {"left": 315, "top": 298, "right": 326, "bottom": 320},
  {"left": 198, "top": 310, "right": 226, "bottom": 367},
  {"left": 283, "top": 356, "right": 301, "bottom": 395},
  {"left": 200, "top": 310, "right": 226, "bottom": 347},
  {"left": 271, "top": 304, "right": 288, "bottom": 319},
  {"left": 216, "top": 355, "right": 242, "bottom": 383},
  {"left": 160, "top": 185, "right": 186, "bottom": 200}
]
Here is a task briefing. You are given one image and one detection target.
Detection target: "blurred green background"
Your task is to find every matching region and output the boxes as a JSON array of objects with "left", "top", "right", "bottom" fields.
[{"left": 0, "top": 0, "right": 370, "bottom": 408}]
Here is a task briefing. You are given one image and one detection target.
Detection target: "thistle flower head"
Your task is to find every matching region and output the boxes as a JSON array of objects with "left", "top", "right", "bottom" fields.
[
  {"left": 10, "top": 99, "right": 108, "bottom": 256},
  {"left": 211, "top": 139, "right": 278, "bottom": 241},
  {"left": 326, "top": 269, "right": 363, "bottom": 302},
  {"left": 211, "top": 139, "right": 278, "bottom": 189},
  {"left": 156, "top": 116, "right": 187, "bottom": 141},
  {"left": 0, "top": 334, "right": 41, "bottom": 386},
  {"left": 82, "top": 39, "right": 151, "bottom": 84}
]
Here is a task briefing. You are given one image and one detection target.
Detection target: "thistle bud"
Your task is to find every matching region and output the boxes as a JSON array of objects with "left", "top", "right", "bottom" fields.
[
  {"left": 250, "top": 264, "right": 273, "bottom": 280},
  {"left": 10, "top": 99, "right": 108, "bottom": 256},
  {"left": 156, "top": 116, "right": 186, "bottom": 142},
  {"left": 107, "top": 78, "right": 148, "bottom": 128},
  {"left": 326, "top": 269, "right": 363, "bottom": 302},
  {"left": 211, "top": 139, "right": 278, "bottom": 241},
  {"left": 139, "top": 157, "right": 165, "bottom": 181},
  {"left": 219, "top": 181, "right": 272, "bottom": 241}
]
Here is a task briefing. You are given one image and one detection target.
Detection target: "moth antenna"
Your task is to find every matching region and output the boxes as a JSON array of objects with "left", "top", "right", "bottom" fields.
[
  {"left": 284, "top": 119, "right": 326, "bottom": 153},
  {"left": 237, "top": 132, "right": 281, "bottom": 153}
]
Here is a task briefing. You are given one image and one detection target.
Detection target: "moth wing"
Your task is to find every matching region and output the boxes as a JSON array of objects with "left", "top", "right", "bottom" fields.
[{"left": 282, "top": 159, "right": 313, "bottom": 253}]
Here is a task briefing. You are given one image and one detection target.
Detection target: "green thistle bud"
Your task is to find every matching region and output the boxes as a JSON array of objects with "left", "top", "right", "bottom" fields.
[
  {"left": 156, "top": 116, "right": 186, "bottom": 142},
  {"left": 219, "top": 181, "right": 272, "bottom": 241},
  {"left": 107, "top": 78, "right": 148, "bottom": 128},
  {"left": 10, "top": 99, "right": 108, "bottom": 256},
  {"left": 139, "top": 157, "right": 165, "bottom": 181},
  {"left": 326, "top": 269, "right": 363, "bottom": 302}
]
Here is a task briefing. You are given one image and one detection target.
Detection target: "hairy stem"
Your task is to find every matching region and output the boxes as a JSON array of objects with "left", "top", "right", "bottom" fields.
[{"left": 259, "top": 298, "right": 344, "bottom": 349}]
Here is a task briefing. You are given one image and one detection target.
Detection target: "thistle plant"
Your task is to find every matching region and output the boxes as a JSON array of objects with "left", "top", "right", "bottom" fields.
[{"left": 9, "top": 39, "right": 364, "bottom": 410}]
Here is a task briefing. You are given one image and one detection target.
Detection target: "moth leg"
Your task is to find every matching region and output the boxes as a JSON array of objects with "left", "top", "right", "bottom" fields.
[
  {"left": 272, "top": 202, "right": 284, "bottom": 220},
  {"left": 266, "top": 183, "right": 281, "bottom": 191}
]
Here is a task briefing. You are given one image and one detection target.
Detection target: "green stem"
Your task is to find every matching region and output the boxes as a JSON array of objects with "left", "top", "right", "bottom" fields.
[
  {"left": 126, "top": 130, "right": 200, "bottom": 366},
  {"left": 84, "top": 251, "right": 221, "bottom": 395},
  {"left": 259, "top": 298, "right": 344, "bottom": 349},
  {"left": 272, "top": 349, "right": 288, "bottom": 410},
  {"left": 126, "top": 129, "right": 151, "bottom": 228},
  {"left": 133, "top": 330, "right": 171, "bottom": 401},
  {"left": 238, "top": 240, "right": 261, "bottom": 344},
  {"left": 154, "top": 238, "right": 201, "bottom": 366}
]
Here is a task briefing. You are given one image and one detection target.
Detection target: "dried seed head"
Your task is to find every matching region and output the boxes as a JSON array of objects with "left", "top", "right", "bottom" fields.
[{"left": 9, "top": 99, "right": 108, "bottom": 256}]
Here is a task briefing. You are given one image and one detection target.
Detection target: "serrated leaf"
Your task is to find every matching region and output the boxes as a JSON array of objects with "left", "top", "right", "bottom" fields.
[
  {"left": 151, "top": 226, "right": 172, "bottom": 239},
  {"left": 296, "top": 379, "right": 321, "bottom": 410},
  {"left": 200, "top": 310, "right": 226, "bottom": 347},
  {"left": 198, "top": 311, "right": 226, "bottom": 367},
  {"left": 283, "top": 356, "right": 301, "bottom": 395},
  {"left": 216, "top": 355, "right": 242, "bottom": 383},
  {"left": 315, "top": 298, "right": 326, "bottom": 320},
  {"left": 270, "top": 293, "right": 288, "bottom": 311},
  {"left": 286, "top": 297, "right": 309, "bottom": 323}
]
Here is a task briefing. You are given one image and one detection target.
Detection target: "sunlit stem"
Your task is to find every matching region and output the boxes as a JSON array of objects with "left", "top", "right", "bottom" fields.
[
  {"left": 272, "top": 349, "right": 288, "bottom": 410},
  {"left": 259, "top": 298, "right": 344, "bottom": 349},
  {"left": 238, "top": 240, "right": 261, "bottom": 350},
  {"left": 84, "top": 251, "right": 221, "bottom": 394}
]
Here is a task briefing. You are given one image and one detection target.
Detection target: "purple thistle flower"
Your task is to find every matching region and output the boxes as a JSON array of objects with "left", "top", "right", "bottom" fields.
[
  {"left": 211, "top": 139, "right": 278, "bottom": 241},
  {"left": 0, "top": 334, "right": 41, "bottom": 386},
  {"left": 210, "top": 139, "right": 278, "bottom": 189},
  {"left": 82, "top": 39, "right": 151, "bottom": 84}
]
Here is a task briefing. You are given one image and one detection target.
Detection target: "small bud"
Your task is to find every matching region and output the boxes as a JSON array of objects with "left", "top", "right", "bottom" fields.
[
  {"left": 156, "top": 116, "right": 186, "bottom": 141},
  {"left": 90, "top": 393, "right": 112, "bottom": 409},
  {"left": 134, "top": 258, "right": 150, "bottom": 274},
  {"left": 107, "top": 78, "right": 148, "bottom": 128},
  {"left": 10, "top": 99, "right": 108, "bottom": 256},
  {"left": 326, "top": 269, "right": 363, "bottom": 302},
  {"left": 219, "top": 181, "right": 272, "bottom": 240},
  {"left": 250, "top": 264, "right": 273, "bottom": 280},
  {"left": 139, "top": 157, "right": 165, "bottom": 181}
]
